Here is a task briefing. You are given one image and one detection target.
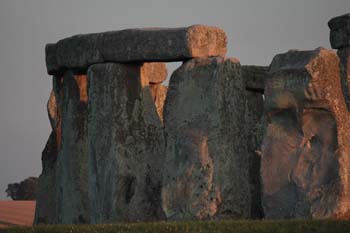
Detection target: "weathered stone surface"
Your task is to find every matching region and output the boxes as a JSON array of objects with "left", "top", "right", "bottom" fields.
[
  {"left": 241, "top": 65, "right": 267, "bottom": 218},
  {"left": 150, "top": 84, "right": 167, "bottom": 122},
  {"left": 329, "top": 13, "right": 350, "bottom": 30},
  {"left": 162, "top": 57, "right": 251, "bottom": 220},
  {"left": 245, "top": 92, "right": 265, "bottom": 218},
  {"left": 45, "top": 44, "right": 61, "bottom": 75},
  {"left": 46, "top": 25, "right": 227, "bottom": 74},
  {"left": 242, "top": 65, "right": 268, "bottom": 92},
  {"left": 55, "top": 72, "right": 90, "bottom": 224},
  {"left": 35, "top": 79, "right": 61, "bottom": 224},
  {"left": 262, "top": 48, "right": 350, "bottom": 219},
  {"left": 142, "top": 62, "right": 167, "bottom": 84},
  {"left": 88, "top": 63, "right": 165, "bottom": 223},
  {"left": 330, "top": 28, "right": 350, "bottom": 49},
  {"left": 328, "top": 14, "right": 350, "bottom": 49},
  {"left": 337, "top": 47, "right": 350, "bottom": 109},
  {"left": 34, "top": 131, "right": 58, "bottom": 224}
]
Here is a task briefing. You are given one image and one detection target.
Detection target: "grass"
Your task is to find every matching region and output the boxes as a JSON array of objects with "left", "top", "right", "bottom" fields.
[{"left": 2, "top": 220, "right": 350, "bottom": 233}]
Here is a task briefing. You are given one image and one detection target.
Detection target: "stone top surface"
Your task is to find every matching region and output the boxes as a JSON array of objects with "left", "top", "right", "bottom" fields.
[
  {"left": 269, "top": 48, "right": 320, "bottom": 73},
  {"left": 46, "top": 25, "right": 227, "bottom": 75},
  {"left": 328, "top": 13, "right": 350, "bottom": 30}
]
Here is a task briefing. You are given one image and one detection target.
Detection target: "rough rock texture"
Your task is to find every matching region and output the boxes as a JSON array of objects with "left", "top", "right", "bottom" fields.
[
  {"left": 45, "top": 25, "right": 227, "bottom": 75},
  {"left": 261, "top": 48, "right": 350, "bottom": 219},
  {"left": 242, "top": 65, "right": 268, "bottom": 92},
  {"left": 34, "top": 131, "right": 58, "bottom": 224},
  {"left": 337, "top": 47, "right": 350, "bottom": 109},
  {"left": 142, "top": 62, "right": 167, "bottom": 84},
  {"left": 54, "top": 72, "right": 90, "bottom": 224},
  {"left": 45, "top": 44, "right": 61, "bottom": 75},
  {"left": 34, "top": 81, "right": 61, "bottom": 224},
  {"left": 328, "top": 14, "right": 350, "bottom": 49},
  {"left": 162, "top": 57, "right": 251, "bottom": 220},
  {"left": 241, "top": 66, "right": 268, "bottom": 218},
  {"left": 150, "top": 84, "right": 168, "bottom": 122},
  {"left": 87, "top": 63, "right": 165, "bottom": 223}
]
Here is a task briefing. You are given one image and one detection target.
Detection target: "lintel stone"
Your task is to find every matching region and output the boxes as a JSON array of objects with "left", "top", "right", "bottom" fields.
[
  {"left": 45, "top": 25, "right": 227, "bottom": 75},
  {"left": 328, "top": 14, "right": 350, "bottom": 49}
]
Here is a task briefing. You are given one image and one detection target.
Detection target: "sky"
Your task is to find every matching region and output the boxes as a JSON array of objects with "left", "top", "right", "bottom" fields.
[{"left": 0, "top": 0, "right": 349, "bottom": 199}]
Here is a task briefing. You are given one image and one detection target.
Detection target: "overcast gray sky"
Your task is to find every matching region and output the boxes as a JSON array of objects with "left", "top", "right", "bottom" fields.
[{"left": 0, "top": 0, "right": 349, "bottom": 199}]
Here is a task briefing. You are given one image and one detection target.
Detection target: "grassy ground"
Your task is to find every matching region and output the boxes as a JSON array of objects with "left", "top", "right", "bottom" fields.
[{"left": 2, "top": 220, "right": 350, "bottom": 233}]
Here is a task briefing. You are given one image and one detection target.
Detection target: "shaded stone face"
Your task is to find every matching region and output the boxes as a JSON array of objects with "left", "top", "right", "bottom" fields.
[
  {"left": 162, "top": 57, "right": 251, "bottom": 220},
  {"left": 242, "top": 65, "right": 268, "bottom": 92},
  {"left": 54, "top": 72, "right": 90, "bottom": 224},
  {"left": 45, "top": 44, "right": 61, "bottom": 75},
  {"left": 328, "top": 14, "right": 350, "bottom": 49},
  {"left": 87, "top": 63, "right": 165, "bottom": 223},
  {"left": 261, "top": 48, "right": 350, "bottom": 219},
  {"left": 34, "top": 131, "right": 58, "bottom": 224},
  {"left": 45, "top": 25, "right": 227, "bottom": 75},
  {"left": 35, "top": 73, "right": 90, "bottom": 224},
  {"left": 337, "top": 47, "right": 350, "bottom": 109},
  {"left": 34, "top": 77, "right": 62, "bottom": 224},
  {"left": 241, "top": 65, "right": 268, "bottom": 218}
]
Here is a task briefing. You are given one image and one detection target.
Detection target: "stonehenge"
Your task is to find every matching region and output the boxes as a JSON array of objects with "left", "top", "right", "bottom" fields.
[{"left": 35, "top": 13, "right": 350, "bottom": 224}]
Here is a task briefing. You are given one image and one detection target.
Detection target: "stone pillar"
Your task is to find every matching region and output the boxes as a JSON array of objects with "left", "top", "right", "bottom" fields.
[
  {"left": 162, "top": 57, "right": 251, "bottom": 220},
  {"left": 261, "top": 48, "right": 350, "bottom": 219},
  {"left": 34, "top": 78, "right": 60, "bottom": 224},
  {"left": 242, "top": 65, "right": 268, "bottom": 218},
  {"left": 55, "top": 71, "right": 90, "bottom": 224},
  {"left": 35, "top": 72, "right": 90, "bottom": 224},
  {"left": 87, "top": 63, "right": 165, "bottom": 223},
  {"left": 34, "top": 129, "right": 58, "bottom": 224}
]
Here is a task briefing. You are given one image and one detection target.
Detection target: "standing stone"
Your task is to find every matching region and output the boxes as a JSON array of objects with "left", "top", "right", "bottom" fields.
[
  {"left": 162, "top": 57, "right": 251, "bottom": 220},
  {"left": 35, "top": 78, "right": 61, "bottom": 224},
  {"left": 88, "top": 63, "right": 165, "bottom": 223},
  {"left": 55, "top": 71, "right": 90, "bottom": 224},
  {"left": 242, "top": 65, "right": 268, "bottom": 218},
  {"left": 45, "top": 25, "right": 227, "bottom": 75},
  {"left": 261, "top": 48, "right": 350, "bottom": 219},
  {"left": 34, "top": 132, "right": 58, "bottom": 224}
]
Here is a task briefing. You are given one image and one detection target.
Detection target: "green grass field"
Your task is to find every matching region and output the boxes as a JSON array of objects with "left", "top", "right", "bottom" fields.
[{"left": 2, "top": 220, "right": 350, "bottom": 233}]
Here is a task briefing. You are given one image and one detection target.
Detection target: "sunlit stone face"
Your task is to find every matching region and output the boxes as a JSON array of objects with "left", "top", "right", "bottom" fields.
[
  {"left": 262, "top": 99, "right": 339, "bottom": 218},
  {"left": 261, "top": 48, "right": 350, "bottom": 219}
]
